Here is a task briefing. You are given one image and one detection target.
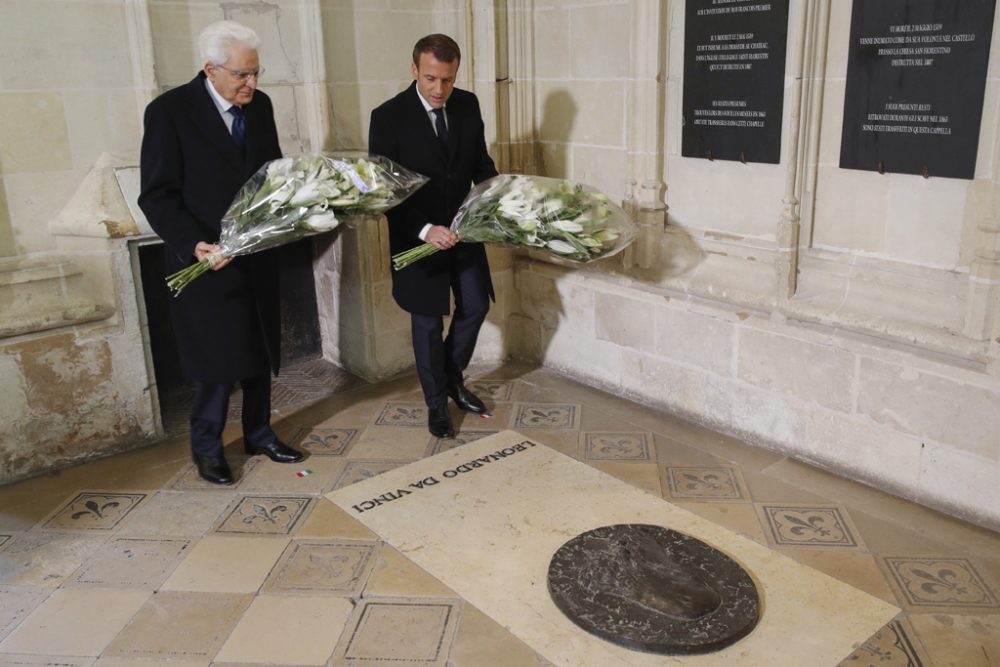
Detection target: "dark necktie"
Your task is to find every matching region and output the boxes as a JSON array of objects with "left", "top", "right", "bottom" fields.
[
  {"left": 229, "top": 106, "right": 246, "bottom": 150},
  {"left": 432, "top": 107, "right": 448, "bottom": 146}
]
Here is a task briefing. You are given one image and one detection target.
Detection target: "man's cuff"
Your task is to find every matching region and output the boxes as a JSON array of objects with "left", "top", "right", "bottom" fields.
[{"left": 418, "top": 223, "right": 433, "bottom": 241}]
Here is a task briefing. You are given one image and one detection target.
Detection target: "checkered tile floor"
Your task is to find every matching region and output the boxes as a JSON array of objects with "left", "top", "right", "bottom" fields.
[{"left": 1, "top": 364, "right": 997, "bottom": 666}]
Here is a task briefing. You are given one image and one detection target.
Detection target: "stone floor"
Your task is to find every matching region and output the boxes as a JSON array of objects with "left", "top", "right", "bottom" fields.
[{"left": 0, "top": 360, "right": 998, "bottom": 667}]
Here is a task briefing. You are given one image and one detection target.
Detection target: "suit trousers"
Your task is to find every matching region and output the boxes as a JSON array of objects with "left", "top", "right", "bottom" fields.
[
  {"left": 410, "top": 256, "right": 490, "bottom": 409},
  {"left": 190, "top": 373, "right": 275, "bottom": 457}
]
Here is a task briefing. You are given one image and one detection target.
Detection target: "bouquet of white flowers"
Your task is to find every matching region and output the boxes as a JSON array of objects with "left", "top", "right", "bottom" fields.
[
  {"left": 167, "top": 153, "right": 428, "bottom": 295},
  {"left": 391, "top": 174, "right": 637, "bottom": 270}
]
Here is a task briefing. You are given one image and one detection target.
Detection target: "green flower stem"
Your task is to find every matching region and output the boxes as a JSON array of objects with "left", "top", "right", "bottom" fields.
[
  {"left": 392, "top": 242, "right": 440, "bottom": 270},
  {"left": 166, "top": 258, "right": 212, "bottom": 296}
]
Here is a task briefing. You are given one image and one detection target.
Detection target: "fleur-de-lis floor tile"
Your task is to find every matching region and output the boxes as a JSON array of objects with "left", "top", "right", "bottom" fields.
[
  {"left": 513, "top": 403, "right": 579, "bottom": 430},
  {"left": 330, "top": 597, "right": 461, "bottom": 666},
  {"left": 758, "top": 504, "right": 862, "bottom": 549},
  {"left": 34, "top": 492, "right": 147, "bottom": 532},
  {"left": 375, "top": 402, "right": 428, "bottom": 427},
  {"left": 665, "top": 466, "right": 746, "bottom": 501},
  {"left": 466, "top": 379, "right": 513, "bottom": 401},
  {"left": 296, "top": 427, "right": 359, "bottom": 455},
  {"left": 63, "top": 537, "right": 192, "bottom": 589},
  {"left": 583, "top": 432, "right": 652, "bottom": 462},
  {"left": 838, "top": 618, "right": 929, "bottom": 667},
  {"left": 427, "top": 430, "right": 497, "bottom": 456},
  {"left": 213, "top": 496, "right": 313, "bottom": 535},
  {"left": 332, "top": 461, "right": 408, "bottom": 490},
  {"left": 261, "top": 539, "right": 379, "bottom": 596},
  {"left": 883, "top": 557, "right": 999, "bottom": 608}
]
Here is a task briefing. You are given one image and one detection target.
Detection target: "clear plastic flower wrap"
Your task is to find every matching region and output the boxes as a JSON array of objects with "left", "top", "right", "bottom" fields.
[
  {"left": 167, "top": 152, "right": 428, "bottom": 295},
  {"left": 391, "top": 174, "right": 638, "bottom": 270}
]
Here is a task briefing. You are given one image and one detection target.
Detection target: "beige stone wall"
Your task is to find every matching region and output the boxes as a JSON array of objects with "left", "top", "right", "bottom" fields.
[
  {"left": 0, "top": 0, "right": 143, "bottom": 256},
  {"left": 534, "top": 0, "right": 633, "bottom": 200},
  {"left": 0, "top": 248, "right": 158, "bottom": 480},
  {"left": 0, "top": 0, "right": 159, "bottom": 483},
  {"left": 511, "top": 0, "right": 1000, "bottom": 530}
]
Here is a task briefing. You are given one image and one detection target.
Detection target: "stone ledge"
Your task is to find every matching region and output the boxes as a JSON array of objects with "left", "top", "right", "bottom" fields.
[
  {"left": 0, "top": 254, "right": 83, "bottom": 286},
  {"left": 0, "top": 254, "right": 114, "bottom": 339},
  {"left": 781, "top": 300, "right": 993, "bottom": 368},
  {"left": 0, "top": 302, "right": 116, "bottom": 338},
  {"left": 517, "top": 241, "right": 997, "bottom": 368}
]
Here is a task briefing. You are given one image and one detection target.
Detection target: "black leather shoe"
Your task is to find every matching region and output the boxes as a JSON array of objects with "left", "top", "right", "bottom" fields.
[
  {"left": 245, "top": 440, "right": 304, "bottom": 464},
  {"left": 428, "top": 405, "right": 455, "bottom": 438},
  {"left": 448, "top": 383, "right": 487, "bottom": 414},
  {"left": 193, "top": 454, "right": 234, "bottom": 485}
]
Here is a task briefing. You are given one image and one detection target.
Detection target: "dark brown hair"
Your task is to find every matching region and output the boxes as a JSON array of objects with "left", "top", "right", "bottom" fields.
[{"left": 412, "top": 34, "right": 461, "bottom": 66}]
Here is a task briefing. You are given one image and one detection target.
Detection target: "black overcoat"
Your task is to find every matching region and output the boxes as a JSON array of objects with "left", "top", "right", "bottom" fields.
[
  {"left": 368, "top": 82, "right": 498, "bottom": 316},
  {"left": 138, "top": 72, "right": 283, "bottom": 382}
]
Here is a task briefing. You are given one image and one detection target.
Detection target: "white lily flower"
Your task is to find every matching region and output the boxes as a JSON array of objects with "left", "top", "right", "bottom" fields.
[
  {"left": 517, "top": 218, "right": 538, "bottom": 231},
  {"left": 289, "top": 181, "right": 327, "bottom": 207},
  {"left": 542, "top": 198, "right": 563, "bottom": 215},
  {"left": 265, "top": 181, "right": 296, "bottom": 212},
  {"left": 265, "top": 157, "right": 294, "bottom": 180},
  {"left": 551, "top": 219, "right": 584, "bottom": 233},
  {"left": 579, "top": 236, "right": 601, "bottom": 247},
  {"left": 499, "top": 197, "right": 533, "bottom": 217},
  {"left": 319, "top": 183, "right": 342, "bottom": 198},
  {"left": 546, "top": 239, "right": 576, "bottom": 254},
  {"left": 303, "top": 210, "right": 340, "bottom": 231}
]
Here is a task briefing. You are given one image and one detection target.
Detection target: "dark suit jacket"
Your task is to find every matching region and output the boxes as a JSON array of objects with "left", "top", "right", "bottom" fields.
[
  {"left": 139, "top": 72, "right": 282, "bottom": 382},
  {"left": 368, "top": 82, "right": 498, "bottom": 316}
]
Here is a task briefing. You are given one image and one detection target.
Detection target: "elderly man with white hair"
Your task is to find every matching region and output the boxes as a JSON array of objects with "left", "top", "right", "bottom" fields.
[{"left": 139, "top": 20, "right": 304, "bottom": 485}]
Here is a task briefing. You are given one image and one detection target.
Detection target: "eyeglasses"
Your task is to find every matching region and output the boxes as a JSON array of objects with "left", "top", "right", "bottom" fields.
[{"left": 215, "top": 64, "right": 264, "bottom": 82}]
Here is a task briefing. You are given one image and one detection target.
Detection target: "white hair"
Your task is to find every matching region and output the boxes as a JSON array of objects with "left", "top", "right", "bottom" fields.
[{"left": 198, "top": 21, "right": 261, "bottom": 66}]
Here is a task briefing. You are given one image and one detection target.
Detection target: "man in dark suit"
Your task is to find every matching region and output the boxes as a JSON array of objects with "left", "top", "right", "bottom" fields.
[
  {"left": 369, "top": 34, "right": 498, "bottom": 438},
  {"left": 139, "top": 20, "right": 302, "bottom": 485}
]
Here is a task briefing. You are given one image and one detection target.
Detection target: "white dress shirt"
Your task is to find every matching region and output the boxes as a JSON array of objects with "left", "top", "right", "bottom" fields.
[
  {"left": 204, "top": 76, "right": 239, "bottom": 133},
  {"left": 414, "top": 87, "right": 448, "bottom": 241}
]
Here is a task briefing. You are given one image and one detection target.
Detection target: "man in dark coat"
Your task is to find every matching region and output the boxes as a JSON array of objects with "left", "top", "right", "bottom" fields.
[
  {"left": 368, "top": 34, "right": 498, "bottom": 438},
  {"left": 139, "top": 20, "right": 302, "bottom": 485}
]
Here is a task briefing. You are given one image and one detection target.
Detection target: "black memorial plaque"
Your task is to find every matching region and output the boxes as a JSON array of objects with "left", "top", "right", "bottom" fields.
[
  {"left": 682, "top": 0, "right": 791, "bottom": 164},
  {"left": 547, "top": 524, "right": 761, "bottom": 655},
  {"left": 839, "top": 0, "right": 996, "bottom": 179}
]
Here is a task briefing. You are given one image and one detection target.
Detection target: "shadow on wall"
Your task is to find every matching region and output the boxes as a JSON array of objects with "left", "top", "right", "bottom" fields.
[
  {"left": 507, "top": 89, "right": 578, "bottom": 365},
  {"left": 636, "top": 218, "right": 705, "bottom": 285},
  {"left": 538, "top": 88, "right": 573, "bottom": 180},
  {"left": 0, "top": 164, "right": 15, "bottom": 257},
  {"left": 511, "top": 88, "right": 706, "bottom": 364},
  {"left": 323, "top": 3, "right": 362, "bottom": 151}
]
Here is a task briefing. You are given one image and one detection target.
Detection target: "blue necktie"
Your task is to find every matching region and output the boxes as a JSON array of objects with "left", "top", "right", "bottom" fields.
[
  {"left": 432, "top": 107, "right": 448, "bottom": 146},
  {"left": 229, "top": 106, "right": 246, "bottom": 150}
]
